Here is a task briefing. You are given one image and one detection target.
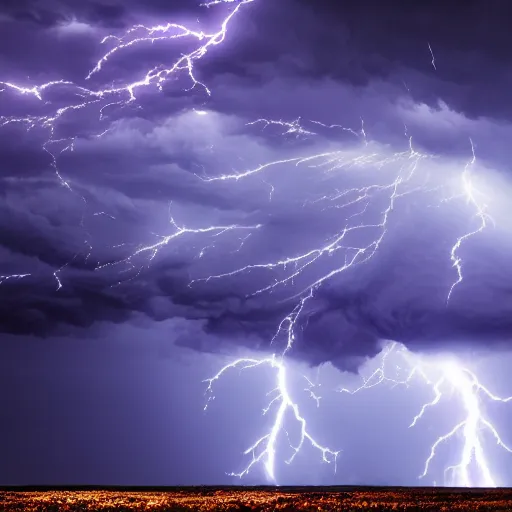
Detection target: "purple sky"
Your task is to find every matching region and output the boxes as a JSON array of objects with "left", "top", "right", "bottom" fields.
[{"left": 1, "top": 0, "right": 512, "bottom": 487}]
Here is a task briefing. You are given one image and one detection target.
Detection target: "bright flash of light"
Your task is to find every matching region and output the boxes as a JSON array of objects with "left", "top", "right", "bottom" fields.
[
  {"left": 341, "top": 342, "right": 512, "bottom": 487},
  {"left": 204, "top": 353, "right": 339, "bottom": 482}
]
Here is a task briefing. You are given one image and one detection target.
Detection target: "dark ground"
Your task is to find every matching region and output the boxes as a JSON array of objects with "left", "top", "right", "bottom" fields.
[{"left": 1, "top": 486, "right": 512, "bottom": 511}]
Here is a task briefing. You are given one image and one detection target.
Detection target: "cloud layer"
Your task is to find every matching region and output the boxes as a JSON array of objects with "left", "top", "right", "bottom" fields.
[{"left": 1, "top": 0, "right": 512, "bottom": 372}]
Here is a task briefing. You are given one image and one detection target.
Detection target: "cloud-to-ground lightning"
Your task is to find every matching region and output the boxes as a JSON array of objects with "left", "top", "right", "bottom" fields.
[
  {"left": 199, "top": 126, "right": 425, "bottom": 479},
  {"left": 341, "top": 342, "right": 512, "bottom": 487},
  {"left": 204, "top": 354, "right": 338, "bottom": 481},
  {"left": 198, "top": 116, "right": 496, "bottom": 480}
]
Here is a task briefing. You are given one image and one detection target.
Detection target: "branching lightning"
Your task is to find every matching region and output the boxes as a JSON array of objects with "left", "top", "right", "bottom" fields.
[
  {"left": 96, "top": 206, "right": 262, "bottom": 286},
  {"left": 205, "top": 355, "right": 338, "bottom": 481},
  {"left": 2, "top": 0, "right": 252, "bottom": 114},
  {"left": 341, "top": 342, "right": 512, "bottom": 487}
]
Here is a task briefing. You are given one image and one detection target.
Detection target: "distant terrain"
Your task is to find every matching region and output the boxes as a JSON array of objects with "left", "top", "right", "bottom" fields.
[{"left": 2, "top": 486, "right": 512, "bottom": 511}]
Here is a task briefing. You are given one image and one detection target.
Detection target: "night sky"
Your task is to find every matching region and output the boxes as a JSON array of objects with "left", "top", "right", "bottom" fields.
[{"left": 1, "top": 0, "right": 512, "bottom": 488}]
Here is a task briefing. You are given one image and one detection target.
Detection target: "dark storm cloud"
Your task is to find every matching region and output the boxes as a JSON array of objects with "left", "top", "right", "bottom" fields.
[
  {"left": 197, "top": 0, "right": 512, "bottom": 120},
  {"left": 2, "top": 0, "right": 512, "bottom": 372}
]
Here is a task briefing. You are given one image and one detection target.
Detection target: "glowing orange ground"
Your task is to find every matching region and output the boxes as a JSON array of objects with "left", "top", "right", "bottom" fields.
[{"left": 1, "top": 487, "right": 512, "bottom": 511}]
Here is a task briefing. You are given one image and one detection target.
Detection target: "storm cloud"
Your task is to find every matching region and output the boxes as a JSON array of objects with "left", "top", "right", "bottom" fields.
[{"left": 1, "top": 0, "right": 512, "bottom": 375}]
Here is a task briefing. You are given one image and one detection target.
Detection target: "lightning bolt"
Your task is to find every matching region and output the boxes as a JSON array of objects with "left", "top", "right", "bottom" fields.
[
  {"left": 428, "top": 42, "right": 437, "bottom": 71},
  {"left": 96, "top": 205, "right": 262, "bottom": 287},
  {"left": 199, "top": 118, "right": 494, "bottom": 481},
  {"left": 447, "top": 139, "right": 493, "bottom": 302},
  {"left": 204, "top": 352, "right": 338, "bottom": 482},
  {"left": 0, "top": 274, "right": 31, "bottom": 285},
  {"left": 341, "top": 342, "right": 512, "bottom": 487},
  {"left": 3, "top": 0, "right": 252, "bottom": 112}
]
